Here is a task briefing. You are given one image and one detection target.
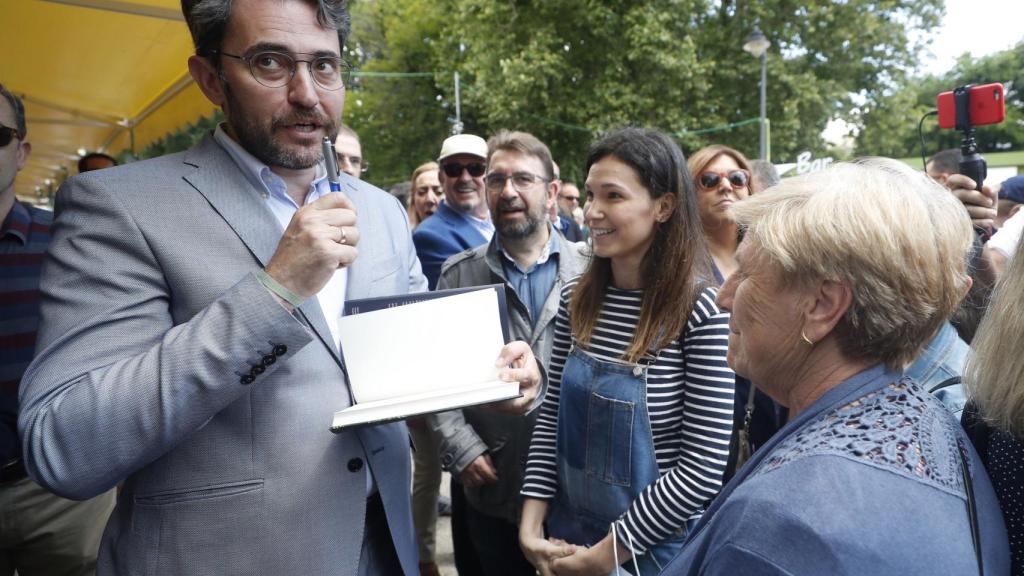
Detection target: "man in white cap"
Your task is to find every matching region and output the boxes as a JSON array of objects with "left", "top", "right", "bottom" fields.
[{"left": 412, "top": 134, "right": 492, "bottom": 289}]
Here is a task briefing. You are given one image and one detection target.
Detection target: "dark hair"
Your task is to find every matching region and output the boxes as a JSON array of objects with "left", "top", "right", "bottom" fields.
[
  {"left": 0, "top": 83, "right": 26, "bottom": 139},
  {"left": 486, "top": 130, "right": 554, "bottom": 180},
  {"left": 78, "top": 152, "right": 118, "bottom": 173},
  {"left": 181, "top": 0, "right": 350, "bottom": 61},
  {"left": 929, "top": 148, "right": 962, "bottom": 175},
  {"left": 570, "top": 128, "right": 713, "bottom": 363}
]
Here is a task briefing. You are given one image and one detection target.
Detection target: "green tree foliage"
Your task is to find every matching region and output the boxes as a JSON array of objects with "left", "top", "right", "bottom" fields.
[
  {"left": 854, "top": 42, "right": 1024, "bottom": 159},
  {"left": 345, "top": 0, "right": 943, "bottom": 185},
  {"left": 343, "top": 0, "right": 454, "bottom": 188}
]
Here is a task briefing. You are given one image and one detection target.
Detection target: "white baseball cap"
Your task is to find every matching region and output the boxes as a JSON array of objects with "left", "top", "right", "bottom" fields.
[{"left": 438, "top": 134, "right": 487, "bottom": 162}]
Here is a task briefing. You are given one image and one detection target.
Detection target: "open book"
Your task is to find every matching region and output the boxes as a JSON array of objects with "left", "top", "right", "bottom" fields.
[{"left": 330, "top": 285, "right": 520, "bottom": 431}]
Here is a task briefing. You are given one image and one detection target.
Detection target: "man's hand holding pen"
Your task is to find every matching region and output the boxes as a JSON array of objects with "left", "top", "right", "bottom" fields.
[
  {"left": 260, "top": 135, "right": 358, "bottom": 309},
  {"left": 264, "top": 193, "right": 360, "bottom": 304}
]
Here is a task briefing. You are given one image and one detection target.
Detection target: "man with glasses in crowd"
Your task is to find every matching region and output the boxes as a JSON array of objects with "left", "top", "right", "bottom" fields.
[
  {"left": 0, "top": 83, "right": 116, "bottom": 575},
  {"left": 334, "top": 124, "right": 366, "bottom": 179},
  {"left": 15, "top": 1, "right": 541, "bottom": 574},
  {"left": 412, "top": 134, "right": 493, "bottom": 289},
  {"left": 549, "top": 165, "right": 584, "bottom": 243},
  {"left": 430, "top": 131, "right": 588, "bottom": 576}
]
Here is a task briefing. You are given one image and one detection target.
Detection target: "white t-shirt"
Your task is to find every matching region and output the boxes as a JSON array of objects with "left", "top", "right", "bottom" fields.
[{"left": 988, "top": 208, "right": 1024, "bottom": 260}]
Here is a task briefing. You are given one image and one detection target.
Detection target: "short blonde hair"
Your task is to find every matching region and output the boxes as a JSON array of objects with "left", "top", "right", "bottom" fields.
[
  {"left": 730, "top": 158, "right": 974, "bottom": 369},
  {"left": 964, "top": 236, "right": 1024, "bottom": 437}
]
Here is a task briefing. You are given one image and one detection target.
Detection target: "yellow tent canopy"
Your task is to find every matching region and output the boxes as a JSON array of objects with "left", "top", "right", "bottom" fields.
[{"left": 2, "top": 0, "right": 215, "bottom": 203}]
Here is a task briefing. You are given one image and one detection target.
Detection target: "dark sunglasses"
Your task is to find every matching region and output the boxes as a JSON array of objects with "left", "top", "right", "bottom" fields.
[
  {"left": 0, "top": 126, "right": 20, "bottom": 148},
  {"left": 442, "top": 162, "right": 486, "bottom": 178},
  {"left": 698, "top": 169, "right": 750, "bottom": 191}
]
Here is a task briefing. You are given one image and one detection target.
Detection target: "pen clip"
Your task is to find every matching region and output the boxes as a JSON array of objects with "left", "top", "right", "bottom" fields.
[{"left": 322, "top": 136, "right": 341, "bottom": 185}]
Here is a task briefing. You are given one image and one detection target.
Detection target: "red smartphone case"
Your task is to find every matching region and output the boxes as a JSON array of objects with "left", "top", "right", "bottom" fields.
[{"left": 937, "top": 83, "right": 1006, "bottom": 129}]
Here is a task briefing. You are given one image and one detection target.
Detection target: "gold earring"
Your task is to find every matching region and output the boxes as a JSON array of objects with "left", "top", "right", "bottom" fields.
[{"left": 801, "top": 331, "right": 814, "bottom": 347}]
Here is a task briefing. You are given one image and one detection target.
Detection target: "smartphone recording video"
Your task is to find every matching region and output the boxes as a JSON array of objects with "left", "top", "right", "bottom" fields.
[{"left": 937, "top": 83, "right": 1005, "bottom": 129}]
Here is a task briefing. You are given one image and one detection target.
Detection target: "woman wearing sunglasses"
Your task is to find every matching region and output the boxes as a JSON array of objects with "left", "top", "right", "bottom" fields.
[
  {"left": 518, "top": 128, "right": 735, "bottom": 575},
  {"left": 687, "top": 145, "right": 753, "bottom": 282}
]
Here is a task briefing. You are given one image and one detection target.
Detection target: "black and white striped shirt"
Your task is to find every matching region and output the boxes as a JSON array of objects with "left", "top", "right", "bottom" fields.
[{"left": 521, "top": 280, "right": 735, "bottom": 554}]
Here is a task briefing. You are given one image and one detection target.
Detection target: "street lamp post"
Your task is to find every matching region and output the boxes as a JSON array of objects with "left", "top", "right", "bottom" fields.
[{"left": 743, "top": 27, "right": 771, "bottom": 161}]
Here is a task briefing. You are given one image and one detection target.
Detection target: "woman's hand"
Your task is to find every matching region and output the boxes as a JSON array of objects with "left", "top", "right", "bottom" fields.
[
  {"left": 519, "top": 498, "right": 575, "bottom": 576},
  {"left": 520, "top": 535, "right": 577, "bottom": 576},
  {"left": 551, "top": 532, "right": 629, "bottom": 576}
]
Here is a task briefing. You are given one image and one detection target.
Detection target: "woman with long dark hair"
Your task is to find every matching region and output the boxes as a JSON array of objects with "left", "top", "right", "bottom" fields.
[{"left": 518, "top": 128, "right": 735, "bottom": 575}]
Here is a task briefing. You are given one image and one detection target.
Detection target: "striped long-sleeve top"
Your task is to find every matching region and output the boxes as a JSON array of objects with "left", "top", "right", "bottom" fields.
[{"left": 521, "top": 280, "right": 735, "bottom": 554}]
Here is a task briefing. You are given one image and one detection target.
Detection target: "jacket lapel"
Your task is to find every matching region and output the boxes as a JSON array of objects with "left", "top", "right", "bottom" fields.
[
  {"left": 181, "top": 134, "right": 343, "bottom": 366},
  {"left": 339, "top": 175, "right": 371, "bottom": 301}
]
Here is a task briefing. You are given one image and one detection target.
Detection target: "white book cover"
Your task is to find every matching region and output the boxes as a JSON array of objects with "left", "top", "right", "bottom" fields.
[{"left": 331, "top": 288, "right": 519, "bottom": 430}]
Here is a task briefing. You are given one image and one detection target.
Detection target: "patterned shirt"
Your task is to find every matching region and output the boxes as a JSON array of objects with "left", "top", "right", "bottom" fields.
[
  {"left": 521, "top": 280, "right": 735, "bottom": 554},
  {"left": 1, "top": 200, "right": 53, "bottom": 463}
]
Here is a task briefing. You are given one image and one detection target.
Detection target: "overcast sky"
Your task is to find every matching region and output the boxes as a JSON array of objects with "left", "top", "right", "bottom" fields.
[{"left": 919, "top": 0, "right": 1023, "bottom": 76}]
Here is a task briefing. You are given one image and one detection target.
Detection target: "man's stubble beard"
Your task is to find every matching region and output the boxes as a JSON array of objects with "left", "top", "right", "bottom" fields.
[
  {"left": 496, "top": 200, "right": 544, "bottom": 240},
  {"left": 221, "top": 79, "right": 339, "bottom": 170}
]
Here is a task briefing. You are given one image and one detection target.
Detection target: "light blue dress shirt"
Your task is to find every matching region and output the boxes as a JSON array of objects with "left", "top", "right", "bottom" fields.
[{"left": 496, "top": 226, "right": 560, "bottom": 325}]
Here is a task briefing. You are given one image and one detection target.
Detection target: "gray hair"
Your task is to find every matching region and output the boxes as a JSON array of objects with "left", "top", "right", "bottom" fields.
[
  {"left": 750, "top": 159, "right": 780, "bottom": 192},
  {"left": 182, "top": 0, "right": 350, "bottom": 60},
  {"left": 729, "top": 157, "right": 974, "bottom": 369},
  {"left": 0, "top": 83, "right": 26, "bottom": 138},
  {"left": 338, "top": 124, "right": 360, "bottom": 144}
]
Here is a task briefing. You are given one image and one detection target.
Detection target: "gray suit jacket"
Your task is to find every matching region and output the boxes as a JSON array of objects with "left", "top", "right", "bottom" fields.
[
  {"left": 429, "top": 232, "right": 589, "bottom": 522},
  {"left": 18, "top": 134, "right": 427, "bottom": 575}
]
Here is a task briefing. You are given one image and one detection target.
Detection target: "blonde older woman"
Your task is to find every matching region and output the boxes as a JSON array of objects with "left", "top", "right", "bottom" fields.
[
  {"left": 408, "top": 161, "right": 442, "bottom": 229},
  {"left": 663, "top": 159, "right": 1010, "bottom": 575},
  {"left": 964, "top": 233, "right": 1024, "bottom": 574}
]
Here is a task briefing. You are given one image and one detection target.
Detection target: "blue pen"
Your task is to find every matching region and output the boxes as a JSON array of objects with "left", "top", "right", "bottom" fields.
[{"left": 322, "top": 136, "right": 342, "bottom": 192}]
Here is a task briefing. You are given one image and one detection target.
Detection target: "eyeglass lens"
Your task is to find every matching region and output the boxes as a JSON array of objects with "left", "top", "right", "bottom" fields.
[
  {"left": 484, "top": 172, "right": 545, "bottom": 192},
  {"left": 248, "top": 51, "right": 347, "bottom": 90},
  {"left": 700, "top": 170, "right": 748, "bottom": 189},
  {"left": 0, "top": 126, "right": 17, "bottom": 147},
  {"left": 443, "top": 163, "right": 486, "bottom": 178}
]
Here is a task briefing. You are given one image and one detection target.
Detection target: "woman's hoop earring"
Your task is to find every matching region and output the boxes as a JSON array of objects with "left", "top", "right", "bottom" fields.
[{"left": 801, "top": 331, "right": 815, "bottom": 347}]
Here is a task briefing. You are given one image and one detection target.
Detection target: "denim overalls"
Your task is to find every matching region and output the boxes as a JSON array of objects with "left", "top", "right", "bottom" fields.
[{"left": 547, "top": 345, "right": 690, "bottom": 574}]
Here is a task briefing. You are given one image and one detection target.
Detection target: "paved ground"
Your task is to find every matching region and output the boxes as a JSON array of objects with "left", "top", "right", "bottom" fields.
[{"left": 434, "top": 471, "right": 457, "bottom": 575}]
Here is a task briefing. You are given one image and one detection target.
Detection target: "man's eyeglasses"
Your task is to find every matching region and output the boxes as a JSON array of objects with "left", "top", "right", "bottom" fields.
[
  {"left": 0, "top": 125, "right": 21, "bottom": 148},
  {"left": 559, "top": 193, "right": 580, "bottom": 203},
  {"left": 484, "top": 171, "right": 550, "bottom": 193},
  {"left": 442, "top": 162, "right": 486, "bottom": 178},
  {"left": 337, "top": 154, "right": 368, "bottom": 174},
  {"left": 697, "top": 169, "right": 750, "bottom": 191},
  {"left": 214, "top": 50, "right": 351, "bottom": 91}
]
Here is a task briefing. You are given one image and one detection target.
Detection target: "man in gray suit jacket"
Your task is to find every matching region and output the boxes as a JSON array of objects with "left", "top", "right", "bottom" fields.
[{"left": 14, "top": 0, "right": 542, "bottom": 574}]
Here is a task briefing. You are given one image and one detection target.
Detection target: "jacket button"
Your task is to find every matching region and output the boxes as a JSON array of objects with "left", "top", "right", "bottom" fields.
[
  {"left": 240, "top": 374, "right": 255, "bottom": 385},
  {"left": 273, "top": 344, "right": 288, "bottom": 356},
  {"left": 347, "top": 458, "right": 364, "bottom": 473},
  {"left": 262, "top": 354, "right": 276, "bottom": 366},
  {"left": 250, "top": 364, "right": 265, "bottom": 376},
  {"left": 441, "top": 453, "right": 454, "bottom": 467}
]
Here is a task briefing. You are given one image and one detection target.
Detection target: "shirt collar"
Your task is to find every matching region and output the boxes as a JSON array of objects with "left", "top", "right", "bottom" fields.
[
  {"left": 1, "top": 200, "right": 30, "bottom": 245},
  {"left": 496, "top": 224, "right": 560, "bottom": 270},
  {"left": 213, "top": 124, "right": 329, "bottom": 207}
]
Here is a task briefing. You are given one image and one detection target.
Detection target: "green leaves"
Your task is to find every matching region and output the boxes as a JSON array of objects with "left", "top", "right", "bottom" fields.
[{"left": 345, "top": 0, "right": 950, "bottom": 186}]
